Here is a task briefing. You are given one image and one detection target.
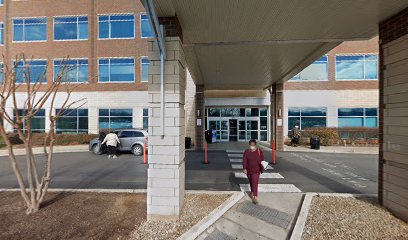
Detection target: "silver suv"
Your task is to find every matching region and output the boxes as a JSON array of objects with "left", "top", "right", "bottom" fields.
[{"left": 89, "top": 129, "right": 148, "bottom": 156}]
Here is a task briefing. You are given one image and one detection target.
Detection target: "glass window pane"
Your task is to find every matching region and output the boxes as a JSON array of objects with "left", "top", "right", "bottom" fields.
[
  {"left": 13, "top": 24, "right": 23, "bottom": 41},
  {"left": 99, "top": 117, "right": 110, "bottom": 129},
  {"left": 298, "top": 61, "right": 328, "bottom": 80},
  {"left": 365, "top": 117, "right": 378, "bottom": 128},
  {"left": 260, "top": 108, "right": 268, "bottom": 116},
  {"left": 301, "top": 117, "right": 326, "bottom": 129},
  {"left": 288, "top": 117, "right": 300, "bottom": 132},
  {"left": 110, "top": 20, "right": 134, "bottom": 38},
  {"left": 25, "top": 24, "right": 47, "bottom": 41},
  {"left": 141, "top": 61, "right": 149, "bottom": 82},
  {"left": 365, "top": 60, "right": 378, "bottom": 79},
  {"left": 301, "top": 107, "right": 326, "bottom": 116},
  {"left": 78, "top": 65, "right": 88, "bottom": 82},
  {"left": 78, "top": 21, "right": 88, "bottom": 39},
  {"left": 338, "top": 117, "right": 364, "bottom": 128},
  {"left": 110, "top": 64, "right": 134, "bottom": 82},
  {"left": 208, "top": 108, "right": 220, "bottom": 117},
  {"left": 99, "top": 109, "right": 109, "bottom": 116},
  {"left": 54, "top": 22, "right": 77, "bottom": 40},
  {"left": 98, "top": 65, "right": 109, "bottom": 82},
  {"left": 110, "top": 109, "right": 132, "bottom": 116},
  {"left": 251, "top": 131, "right": 258, "bottom": 140},
  {"left": 260, "top": 117, "right": 267, "bottom": 130},
  {"left": 338, "top": 108, "right": 364, "bottom": 117},
  {"left": 78, "top": 117, "right": 88, "bottom": 130},
  {"left": 336, "top": 57, "right": 364, "bottom": 80},
  {"left": 110, "top": 117, "right": 132, "bottom": 129},
  {"left": 365, "top": 108, "right": 378, "bottom": 116},
  {"left": 141, "top": 16, "right": 153, "bottom": 38},
  {"left": 288, "top": 108, "right": 300, "bottom": 116},
  {"left": 260, "top": 131, "right": 268, "bottom": 141},
  {"left": 98, "top": 21, "right": 109, "bottom": 38}
]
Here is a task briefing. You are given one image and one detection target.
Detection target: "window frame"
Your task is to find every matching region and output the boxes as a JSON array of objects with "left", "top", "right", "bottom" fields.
[
  {"left": 97, "top": 57, "right": 135, "bottom": 83},
  {"left": 140, "top": 13, "right": 154, "bottom": 38},
  {"left": 14, "top": 59, "right": 48, "bottom": 84},
  {"left": 53, "top": 58, "right": 89, "bottom": 83},
  {"left": 97, "top": 13, "right": 135, "bottom": 40},
  {"left": 0, "top": 22, "right": 4, "bottom": 45},
  {"left": 288, "top": 107, "right": 327, "bottom": 132},
  {"left": 55, "top": 108, "right": 89, "bottom": 134},
  {"left": 13, "top": 109, "right": 46, "bottom": 133},
  {"left": 140, "top": 56, "right": 149, "bottom": 83},
  {"left": 98, "top": 108, "right": 133, "bottom": 130},
  {"left": 338, "top": 107, "right": 378, "bottom": 128},
  {"left": 12, "top": 16, "right": 48, "bottom": 43},
  {"left": 289, "top": 55, "right": 329, "bottom": 82},
  {"left": 53, "top": 15, "right": 89, "bottom": 41},
  {"left": 335, "top": 53, "right": 378, "bottom": 81}
]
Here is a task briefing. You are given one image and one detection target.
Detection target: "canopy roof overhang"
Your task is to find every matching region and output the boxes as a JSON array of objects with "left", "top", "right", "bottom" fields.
[{"left": 149, "top": 0, "right": 408, "bottom": 90}]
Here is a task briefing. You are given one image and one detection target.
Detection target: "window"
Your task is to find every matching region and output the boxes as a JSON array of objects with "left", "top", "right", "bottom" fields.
[
  {"left": 336, "top": 54, "right": 378, "bottom": 80},
  {"left": 99, "top": 109, "right": 133, "bottom": 129},
  {"left": 0, "top": 63, "right": 4, "bottom": 83},
  {"left": 338, "top": 108, "right": 378, "bottom": 128},
  {"left": 290, "top": 56, "right": 328, "bottom": 81},
  {"left": 288, "top": 107, "right": 327, "bottom": 132},
  {"left": 98, "top": 58, "right": 135, "bottom": 82},
  {"left": 13, "top": 17, "right": 47, "bottom": 42},
  {"left": 54, "top": 59, "right": 88, "bottom": 83},
  {"left": 14, "top": 109, "right": 46, "bottom": 133},
  {"left": 0, "top": 0, "right": 3, "bottom": 5},
  {"left": 56, "top": 109, "right": 88, "bottom": 133},
  {"left": 15, "top": 60, "right": 47, "bottom": 83},
  {"left": 140, "top": 14, "right": 153, "bottom": 38},
  {"left": 54, "top": 16, "right": 88, "bottom": 40},
  {"left": 119, "top": 130, "right": 144, "bottom": 138},
  {"left": 98, "top": 14, "right": 134, "bottom": 39},
  {"left": 141, "top": 57, "right": 149, "bottom": 82},
  {"left": 0, "top": 23, "right": 4, "bottom": 44},
  {"left": 143, "top": 108, "right": 148, "bottom": 129}
]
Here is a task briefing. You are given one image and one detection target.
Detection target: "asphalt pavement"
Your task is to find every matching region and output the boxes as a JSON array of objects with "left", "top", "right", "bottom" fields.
[{"left": 0, "top": 148, "right": 378, "bottom": 194}]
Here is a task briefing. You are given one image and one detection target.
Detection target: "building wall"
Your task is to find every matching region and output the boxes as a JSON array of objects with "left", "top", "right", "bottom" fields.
[
  {"left": 0, "top": 0, "right": 150, "bottom": 133},
  {"left": 185, "top": 70, "right": 196, "bottom": 146},
  {"left": 379, "top": 7, "right": 408, "bottom": 222}
]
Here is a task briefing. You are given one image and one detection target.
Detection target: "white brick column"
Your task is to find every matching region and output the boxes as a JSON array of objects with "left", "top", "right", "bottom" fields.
[
  {"left": 88, "top": 107, "right": 98, "bottom": 134},
  {"left": 147, "top": 37, "right": 186, "bottom": 220}
]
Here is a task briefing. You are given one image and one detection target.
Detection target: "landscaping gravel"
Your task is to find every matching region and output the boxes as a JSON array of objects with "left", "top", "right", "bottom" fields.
[
  {"left": 130, "top": 193, "right": 231, "bottom": 240},
  {"left": 302, "top": 196, "right": 408, "bottom": 240}
]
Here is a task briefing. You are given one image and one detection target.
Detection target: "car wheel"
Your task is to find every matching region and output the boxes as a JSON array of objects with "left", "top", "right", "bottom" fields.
[
  {"left": 132, "top": 144, "right": 143, "bottom": 156},
  {"left": 92, "top": 144, "right": 102, "bottom": 155}
]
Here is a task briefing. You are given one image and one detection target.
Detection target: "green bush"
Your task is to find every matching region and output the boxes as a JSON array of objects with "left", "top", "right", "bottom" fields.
[
  {"left": 303, "top": 128, "right": 339, "bottom": 146},
  {"left": 4, "top": 133, "right": 98, "bottom": 146}
]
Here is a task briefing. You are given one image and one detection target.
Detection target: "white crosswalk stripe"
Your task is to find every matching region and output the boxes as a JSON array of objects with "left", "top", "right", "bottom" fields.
[
  {"left": 231, "top": 164, "right": 243, "bottom": 170},
  {"left": 228, "top": 154, "right": 243, "bottom": 158},
  {"left": 239, "top": 184, "right": 302, "bottom": 193},
  {"left": 226, "top": 150, "right": 244, "bottom": 153},
  {"left": 234, "top": 172, "right": 284, "bottom": 179},
  {"left": 229, "top": 159, "right": 242, "bottom": 163}
]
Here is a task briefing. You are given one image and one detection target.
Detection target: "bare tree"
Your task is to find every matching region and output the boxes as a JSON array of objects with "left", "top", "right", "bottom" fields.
[{"left": 0, "top": 54, "right": 86, "bottom": 214}]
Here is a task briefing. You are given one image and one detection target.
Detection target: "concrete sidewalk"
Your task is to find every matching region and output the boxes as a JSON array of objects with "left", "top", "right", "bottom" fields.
[
  {"left": 0, "top": 144, "right": 89, "bottom": 157},
  {"left": 197, "top": 193, "right": 304, "bottom": 240},
  {"left": 283, "top": 145, "right": 378, "bottom": 155}
]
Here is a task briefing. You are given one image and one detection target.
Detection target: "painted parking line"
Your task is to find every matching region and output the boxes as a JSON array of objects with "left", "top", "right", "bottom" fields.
[
  {"left": 240, "top": 184, "right": 302, "bottom": 193},
  {"left": 231, "top": 164, "right": 243, "bottom": 170},
  {"left": 229, "top": 159, "right": 242, "bottom": 163},
  {"left": 228, "top": 154, "right": 243, "bottom": 158},
  {"left": 234, "top": 172, "right": 284, "bottom": 179}
]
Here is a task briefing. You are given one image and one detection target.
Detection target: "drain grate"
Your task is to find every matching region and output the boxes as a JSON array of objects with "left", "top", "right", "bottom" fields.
[
  {"left": 237, "top": 202, "right": 292, "bottom": 229},
  {"left": 204, "top": 229, "right": 235, "bottom": 240}
]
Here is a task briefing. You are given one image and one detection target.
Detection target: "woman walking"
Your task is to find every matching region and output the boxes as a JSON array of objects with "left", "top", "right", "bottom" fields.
[{"left": 243, "top": 139, "right": 264, "bottom": 204}]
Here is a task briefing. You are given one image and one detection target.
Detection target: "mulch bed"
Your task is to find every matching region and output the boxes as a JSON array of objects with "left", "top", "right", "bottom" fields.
[
  {"left": 0, "top": 191, "right": 147, "bottom": 240},
  {"left": 302, "top": 196, "right": 408, "bottom": 240}
]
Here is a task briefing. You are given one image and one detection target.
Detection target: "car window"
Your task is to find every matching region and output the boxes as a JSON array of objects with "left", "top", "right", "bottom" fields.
[
  {"left": 119, "top": 131, "right": 132, "bottom": 138},
  {"left": 132, "top": 131, "right": 145, "bottom": 137}
]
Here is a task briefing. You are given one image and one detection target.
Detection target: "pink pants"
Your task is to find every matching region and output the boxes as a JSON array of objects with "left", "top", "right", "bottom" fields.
[{"left": 247, "top": 173, "right": 260, "bottom": 197}]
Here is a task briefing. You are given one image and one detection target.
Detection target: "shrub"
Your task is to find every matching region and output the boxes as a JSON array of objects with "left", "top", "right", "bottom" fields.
[{"left": 303, "top": 128, "right": 339, "bottom": 146}]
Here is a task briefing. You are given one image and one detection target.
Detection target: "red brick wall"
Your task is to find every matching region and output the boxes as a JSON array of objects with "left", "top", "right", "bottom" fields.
[
  {"left": 0, "top": 0, "right": 149, "bottom": 92},
  {"left": 285, "top": 37, "right": 379, "bottom": 91}
]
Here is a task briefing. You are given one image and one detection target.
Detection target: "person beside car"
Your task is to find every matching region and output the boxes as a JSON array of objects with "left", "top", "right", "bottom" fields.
[{"left": 101, "top": 131, "right": 120, "bottom": 159}]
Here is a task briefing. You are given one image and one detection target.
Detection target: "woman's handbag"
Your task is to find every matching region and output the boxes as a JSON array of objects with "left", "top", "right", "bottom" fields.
[{"left": 257, "top": 148, "right": 265, "bottom": 173}]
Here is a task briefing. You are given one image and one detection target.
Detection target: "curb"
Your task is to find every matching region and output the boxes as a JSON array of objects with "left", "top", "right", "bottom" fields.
[
  {"left": 289, "top": 192, "right": 378, "bottom": 240},
  {"left": 0, "top": 188, "right": 147, "bottom": 193},
  {"left": 290, "top": 193, "right": 317, "bottom": 240},
  {"left": 177, "top": 191, "right": 244, "bottom": 240}
]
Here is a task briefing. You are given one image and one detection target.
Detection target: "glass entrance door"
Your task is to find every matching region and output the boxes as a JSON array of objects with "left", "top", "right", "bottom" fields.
[
  {"left": 238, "top": 120, "right": 246, "bottom": 141},
  {"left": 229, "top": 119, "right": 237, "bottom": 141}
]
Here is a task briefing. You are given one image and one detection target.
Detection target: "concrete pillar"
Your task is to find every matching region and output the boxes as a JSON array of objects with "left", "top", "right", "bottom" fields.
[
  {"left": 379, "top": 7, "right": 408, "bottom": 222},
  {"left": 147, "top": 36, "right": 186, "bottom": 220},
  {"left": 195, "top": 85, "right": 205, "bottom": 150},
  {"left": 45, "top": 107, "right": 52, "bottom": 133},
  {"left": 88, "top": 107, "right": 98, "bottom": 134},
  {"left": 272, "top": 83, "right": 285, "bottom": 150}
]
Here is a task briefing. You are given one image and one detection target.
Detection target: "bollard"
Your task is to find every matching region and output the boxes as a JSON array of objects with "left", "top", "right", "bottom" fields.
[
  {"left": 143, "top": 142, "right": 147, "bottom": 164},
  {"left": 272, "top": 140, "right": 276, "bottom": 165},
  {"left": 204, "top": 142, "right": 209, "bottom": 164}
]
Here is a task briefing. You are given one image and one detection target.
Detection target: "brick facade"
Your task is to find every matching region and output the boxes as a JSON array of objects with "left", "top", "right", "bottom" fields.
[
  {"left": 379, "top": 7, "right": 408, "bottom": 222},
  {"left": 0, "top": 0, "right": 149, "bottom": 92}
]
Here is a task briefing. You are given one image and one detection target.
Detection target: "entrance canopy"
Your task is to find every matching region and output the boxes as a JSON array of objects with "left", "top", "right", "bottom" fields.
[{"left": 150, "top": 0, "right": 408, "bottom": 90}]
